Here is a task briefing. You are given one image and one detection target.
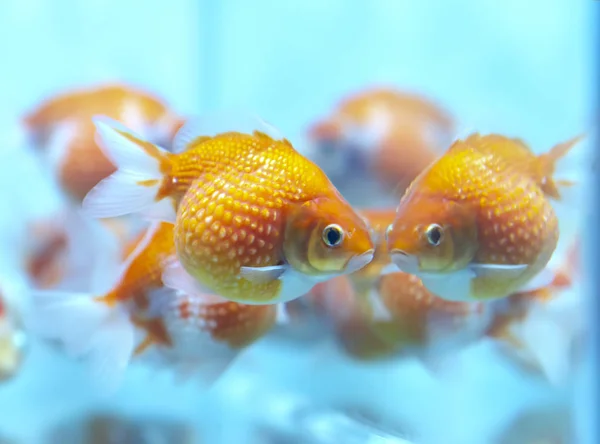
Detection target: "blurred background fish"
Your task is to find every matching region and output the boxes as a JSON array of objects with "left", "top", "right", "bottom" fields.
[
  {"left": 22, "top": 83, "right": 184, "bottom": 203},
  {"left": 306, "top": 87, "right": 455, "bottom": 207}
]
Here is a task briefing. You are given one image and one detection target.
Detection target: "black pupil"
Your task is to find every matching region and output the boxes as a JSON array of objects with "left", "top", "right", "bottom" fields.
[
  {"left": 429, "top": 227, "right": 441, "bottom": 244},
  {"left": 326, "top": 228, "right": 341, "bottom": 245}
]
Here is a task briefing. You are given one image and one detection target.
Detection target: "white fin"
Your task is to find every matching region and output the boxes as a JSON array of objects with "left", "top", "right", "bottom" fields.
[
  {"left": 453, "top": 123, "right": 478, "bottom": 142},
  {"left": 275, "top": 303, "right": 290, "bottom": 325},
  {"left": 239, "top": 264, "right": 288, "bottom": 284},
  {"left": 43, "top": 120, "right": 79, "bottom": 173},
  {"left": 161, "top": 257, "right": 215, "bottom": 296},
  {"left": 171, "top": 110, "right": 284, "bottom": 154},
  {"left": 516, "top": 266, "right": 555, "bottom": 293},
  {"left": 518, "top": 304, "right": 573, "bottom": 385},
  {"left": 25, "top": 290, "right": 135, "bottom": 393},
  {"left": 379, "top": 263, "right": 401, "bottom": 276},
  {"left": 418, "top": 350, "right": 463, "bottom": 379},
  {"left": 469, "top": 263, "right": 528, "bottom": 279},
  {"left": 119, "top": 99, "right": 147, "bottom": 135},
  {"left": 81, "top": 116, "right": 169, "bottom": 219},
  {"left": 46, "top": 207, "right": 123, "bottom": 294},
  {"left": 86, "top": 307, "right": 135, "bottom": 393},
  {"left": 139, "top": 199, "right": 177, "bottom": 224},
  {"left": 418, "top": 268, "right": 475, "bottom": 302},
  {"left": 366, "top": 288, "right": 393, "bottom": 322}
]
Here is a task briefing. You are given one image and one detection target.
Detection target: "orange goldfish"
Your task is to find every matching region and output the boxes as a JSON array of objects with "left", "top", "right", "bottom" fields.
[
  {"left": 23, "top": 83, "right": 184, "bottom": 202},
  {"left": 385, "top": 133, "right": 582, "bottom": 302},
  {"left": 307, "top": 87, "right": 454, "bottom": 202},
  {"left": 81, "top": 115, "right": 375, "bottom": 305},
  {"left": 0, "top": 291, "right": 27, "bottom": 382},
  {"left": 287, "top": 209, "right": 491, "bottom": 369},
  {"left": 28, "top": 222, "right": 278, "bottom": 391}
]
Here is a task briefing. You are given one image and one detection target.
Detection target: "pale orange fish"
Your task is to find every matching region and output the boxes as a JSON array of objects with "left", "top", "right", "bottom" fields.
[
  {"left": 307, "top": 87, "right": 454, "bottom": 201},
  {"left": 0, "top": 291, "right": 27, "bottom": 382},
  {"left": 22, "top": 83, "right": 184, "bottom": 202},
  {"left": 28, "top": 222, "right": 278, "bottom": 391},
  {"left": 81, "top": 115, "right": 375, "bottom": 305},
  {"left": 287, "top": 209, "right": 491, "bottom": 369},
  {"left": 385, "top": 133, "right": 582, "bottom": 302}
]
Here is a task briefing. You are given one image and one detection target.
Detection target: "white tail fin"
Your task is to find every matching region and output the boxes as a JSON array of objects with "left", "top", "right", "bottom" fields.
[
  {"left": 25, "top": 290, "right": 135, "bottom": 393},
  {"left": 81, "top": 116, "right": 176, "bottom": 222}
]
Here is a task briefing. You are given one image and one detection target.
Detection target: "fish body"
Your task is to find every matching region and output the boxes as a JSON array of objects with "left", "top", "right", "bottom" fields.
[
  {"left": 385, "top": 133, "right": 580, "bottom": 302},
  {"left": 307, "top": 87, "right": 454, "bottom": 204},
  {"left": 28, "top": 222, "right": 277, "bottom": 392},
  {"left": 82, "top": 116, "right": 375, "bottom": 305},
  {"left": 23, "top": 83, "right": 183, "bottom": 202}
]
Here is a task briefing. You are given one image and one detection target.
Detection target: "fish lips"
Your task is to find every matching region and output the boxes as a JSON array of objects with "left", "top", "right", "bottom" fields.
[
  {"left": 345, "top": 249, "right": 375, "bottom": 274},
  {"left": 389, "top": 250, "right": 420, "bottom": 275}
]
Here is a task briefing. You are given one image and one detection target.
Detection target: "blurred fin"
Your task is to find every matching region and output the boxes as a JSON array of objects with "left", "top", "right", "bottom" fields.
[
  {"left": 516, "top": 266, "right": 556, "bottom": 295},
  {"left": 275, "top": 303, "right": 290, "bottom": 325},
  {"left": 537, "top": 134, "right": 585, "bottom": 200},
  {"left": 26, "top": 290, "right": 135, "bottom": 394},
  {"left": 418, "top": 351, "right": 464, "bottom": 379},
  {"left": 172, "top": 111, "right": 284, "bottom": 154},
  {"left": 161, "top": 257, "right": 215, "bottom": 296},
  {"left": 518, "top": 304, "right": 572, "bottom": 385}
]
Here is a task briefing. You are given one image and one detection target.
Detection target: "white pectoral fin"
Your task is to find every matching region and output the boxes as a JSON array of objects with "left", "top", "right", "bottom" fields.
[
  {"left": 468, "top": 263, "right": 528, "bottom": 279},
  {"left": 239, "top": 264, "right": 288, "bottom": 284},
  {"left": 379, "top": 263, "right": 401, "bottom": 276},
  {"left": 161, "top": 256, "right": 215, "bottom": 296},
  {"left": 419, "top": 268, "right": 475, "bottom": 302}
]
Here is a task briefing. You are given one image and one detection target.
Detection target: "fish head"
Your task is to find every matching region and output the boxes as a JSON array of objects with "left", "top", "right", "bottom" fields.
[
  {"left": 284, "top": 196, "right": 376, "bottom": 276},
  {"left": 385, "top": 192, "right": 478, "bottom": 274}
]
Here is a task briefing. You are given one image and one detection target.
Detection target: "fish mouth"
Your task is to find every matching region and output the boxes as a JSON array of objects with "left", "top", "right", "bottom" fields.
[
  {"left": 345, "top": 249, "right": 375, "bottom": 274},
  {"left": 389, "top": 249, "right": 420, "bottom": 274}
]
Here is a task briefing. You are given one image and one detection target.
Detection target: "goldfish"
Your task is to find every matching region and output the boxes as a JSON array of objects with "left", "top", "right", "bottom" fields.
[
  {"left": 307, "top": 87, "right": 454, "bottom": 205},
  {"left": 0, "top": 290, "right": 27, "bottom": 382},
  {"left": 81, "top": 114, "right": 375, "bottom": 305},
  {"left": 23, "top": 83, "right": 184, "bottom": 202},
  {"left": 385, "top": 133, "right": 582, "bottom": 302},
  {"left": 286, "top": 209, "right": 492, "bottom": 371},
  {"left": 27, "top": 222, "right": 279, "bottom": 391}
]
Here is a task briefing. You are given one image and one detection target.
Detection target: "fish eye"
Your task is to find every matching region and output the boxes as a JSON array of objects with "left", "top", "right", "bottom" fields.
[
  {"left": 425, "top": 224, "right": 444, "bottom": 246},
  {"left": 322, "top": 224, "right": 344, "bottom": 247}
]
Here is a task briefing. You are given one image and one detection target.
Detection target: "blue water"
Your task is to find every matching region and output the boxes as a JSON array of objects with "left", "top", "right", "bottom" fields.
[{"left": 0, "top": 1, "right": 596, "bottom": 443}]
